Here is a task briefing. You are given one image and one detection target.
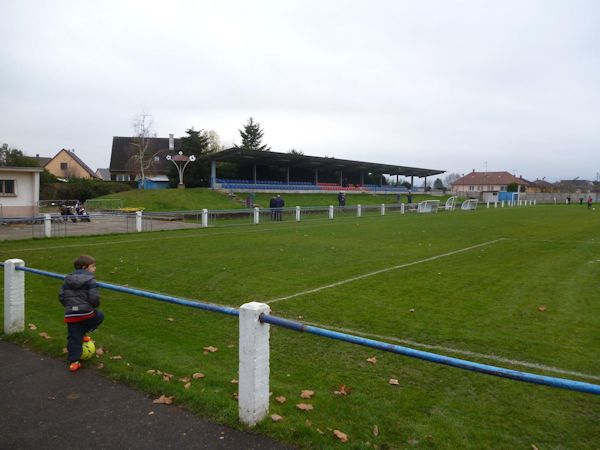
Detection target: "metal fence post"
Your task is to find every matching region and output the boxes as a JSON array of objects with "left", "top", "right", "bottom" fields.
[
  {"left": 44, "top": 214, "right": 52, "bottom": 238},
  {"left": 202, "top": 209, "right": 208, "bottom": 227},
  {"left": 253, "top": 207, "right": 260, "bottom": 225},
  {"left": 329, "top": 205, "right": 334, "bottom": 220},
  {"left": 136, "top": 211, "right": 142, "bottom": 232},
  {"left": 357, "top": 204, "right": 362, "bottom": 217},
  {"left": 381, "top": 204, "right": 385, "bottom": 215},
  {"left": 4, "top": 259, "right": 25, "bottom": 334},
  {"left": 239, "top": 302, "right": 270, "bottom": 427},
  {"left": 295, "top": 206, "right": 301, "bottom": 222}
]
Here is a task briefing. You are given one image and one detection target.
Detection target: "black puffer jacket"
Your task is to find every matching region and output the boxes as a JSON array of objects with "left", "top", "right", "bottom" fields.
[{"left": 59, "top": 270, "right": 100, "bottom": 319}]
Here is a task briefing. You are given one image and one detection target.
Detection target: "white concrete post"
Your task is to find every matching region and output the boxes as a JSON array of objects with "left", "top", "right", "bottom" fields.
[
  {"left": 295, "top": 206, "right": 301, "bottom": 222},
  {"left": 501, "top": 201, "right": 505, "bottom": 208},
  {"left": 253, "top": 207, "right": 260, "bottom": 225},
  {"left": 135, "top": 211, "right": 142, "bottom": 232},
  {"left": 4, "top": 259, "right": 25, "bottom": 334},
  {"left": 534, "top": 199, "right": 537, "bottom": 206},
  {"left": 486, "top": 201, "right": 490, "bottom": 208},
  {"left": 44, "top": 214, "right": 52, "bottom": 238},
  {"left": 381, "top": 204, "right": 385, "bottom": 215},
  {"left": 329, "top": 205, "right": 334, "bottom": 219},
  {"left": 201, "top": 209, "right": 208, "bottom": 228},
  {"left": 357, "top": 204, "right": 362, "bottom": 217},
  {"left": 239, "top": 302, "right": 270, "bottom": 427},
  {"left": 401, "top": 203, "right": 405, "bottom": 214},
  {"left": 494, "top": 202, "right": 498, "bottom": 208}
]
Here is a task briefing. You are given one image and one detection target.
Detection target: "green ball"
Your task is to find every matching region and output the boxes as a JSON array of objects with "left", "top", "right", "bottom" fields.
[{"left": 81, "top": 340, "right": 96, "bottom": 360}]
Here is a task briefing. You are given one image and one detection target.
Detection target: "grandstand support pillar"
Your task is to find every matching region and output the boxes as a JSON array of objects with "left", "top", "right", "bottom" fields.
[
  {"left": 4, "top": 259, "right": 25, "bottom": 335},
  {"left": 44, "top": 214, "right": 52, "bottom": 238},
  {"left": 295, "top": 206, "right": 301, "bottom": 222},
  {"left": 286, "top": 167, "right": 290, "bottom": 184},
  {"left": 339, "top": 170, "right": 343, "bottom": 186},
  {"left": 401, "top": 203, "right": 405, "bottom": 214},
  {"left": 360, "top": 172, "right": 364, "bottom": 185},
  {"left": 381, "top": 204, "right": 385, "bottom": 215},
  {"left": 357, "top": 204, "right": 362, "bottom": 217},
  {"left": 329, "top": 205, "right": 334, "bottom": 219},
  {"left": 253, "top": 207, "right": 260, "bottom": 225},
  {"left": 210, "top": 160, "right": 216, "bottom": 188},
  {"left": 202, "top": 209, "right": 208, "bottom": 228},
  {"left": 314, "top": 169, "right": 319, "bottom": 185},
  {"left": 410, "top": 176, "right": 414, "bottom": 189},
  {"left": 239, "top": 302, "right": 270, "bottom": 427},
  {"left": 135, "top": 211, "right": 142, "bottom": 232},
  {"left": 253, "top": 164, "right": 257, "bottom": 184}
]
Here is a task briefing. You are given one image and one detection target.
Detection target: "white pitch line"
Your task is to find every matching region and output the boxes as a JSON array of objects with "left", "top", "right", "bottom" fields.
[
  {"left": 267, "top": 238, "right": 506, "bottom": 304},
  {"left": 303, "top": 321, "right": 600, "bottom": 382}
]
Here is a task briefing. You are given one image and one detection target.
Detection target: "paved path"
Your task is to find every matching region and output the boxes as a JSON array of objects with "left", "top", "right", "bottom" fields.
[{"left": 0, "top": 341, "right": 294, "bottom": 450}]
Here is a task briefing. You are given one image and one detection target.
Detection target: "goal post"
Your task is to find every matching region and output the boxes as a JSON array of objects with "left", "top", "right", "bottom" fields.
[
  {"left": 417, "top": 200, "right": 440, "bottom": 213},
  {"left": 461, "top": 199, "right": 478, "bottom": 211}
]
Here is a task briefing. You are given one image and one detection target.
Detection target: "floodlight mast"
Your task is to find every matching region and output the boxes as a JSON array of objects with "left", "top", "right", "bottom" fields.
[{"left": 166, "top": 151, "right": 196, "bottom": 188}]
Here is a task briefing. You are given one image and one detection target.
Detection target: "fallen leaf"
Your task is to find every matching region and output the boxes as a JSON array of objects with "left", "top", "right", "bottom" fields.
[
  {"left": 296, "top": 403, "right": 313, "bottom": 411},
  {"left": 153, "top": 395, "right": 174, "bottom": 405},
  {"left": 300, "top": 390, "right": 314, "bottom": 399},
  {"left": 192, "top": 372, "right": 205, "bottom": 379},
  {"left": 232, "top": 392, "right": 238, "bottom": 400},
  {"left": 184, "top": 382, "right": 191, "bottom": 390},
  {"left": 373, "top": 425, "right": 379, "bottom": 436},
  {"left": 270, "top": 414, "right": 283, "bottom": 422},
  {"left": 407, "top": 438, "right": 419, "bottom": 445},
  {"left": 39, "top": 332, "right": 52, "bottom": 340},
  {"left": 389, "top": 378, "right": 399, "bottom": 385},
  {"left": 316, "top": 428, "right": 325, "bottom": 435},
  {"left": 147, "top": 369, "right": 157, "bottom": 375},
  {"left": 28, "top": 323, "right": 37, "bottom": 330},
  {"left": 275, "top": 396, "right": 286, "bottom": 404},
  {"left": 366, "top": 357, "right": 377, "bottom": 364},
  {"left": 62, "top": 347, "right": 68, "bottom": 354},
  {"left": 538, "top": 306, "right": 547, "bottom": 312},
  {"left": 167, "top": 317, "right": 175, "bottom": 322},
  {"left": 531, "top": 445, "right": 539, "bottom": 450},
  {"left": 109, "top": 355, "right": 123, "bottom": 360},
  {"left": 67, "top": 393, "right": 80, "bottom": 400},
  {"left": 333, "top": 429, "right": 348, "bottom": 443},
  {"left": 305, "top": 419, "right": 312, "bottom": 427},
  {"left": 95, "top": 363, "right": 104, "bottom": 369},
  {"left": 95, "top": 347, "right": 105, "bottom": 356},
  {"left": 179, "top": 376, "right": 191, "bottom": 383},
  {"left": 203, "top": 346, "right": 218, "bottom": 353},
  {"left": 231, "top": 379, "right": 238, "bottom": 384},
  {"left": 334, "top": 384, "right": 352, "bottom": 396},
  {"left": 148, "top": 411, "right": 155, "bottom": 415},
  {"left": 409, "top": 308, "right": 415, "bottom": 313}
]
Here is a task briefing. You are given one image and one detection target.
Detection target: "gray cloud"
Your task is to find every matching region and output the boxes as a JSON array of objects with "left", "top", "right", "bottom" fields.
[{"left": 1, "top": 0, "right": 598, "bottom": 181}]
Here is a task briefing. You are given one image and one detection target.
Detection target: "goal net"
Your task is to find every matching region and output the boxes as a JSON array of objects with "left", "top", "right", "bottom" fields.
[
  {"left": 461, "top": 199, "right": 478, "bottom": 211},
  {"left": 444, "top": 196, "right": 457, "bottom": 211},
  {"left": 417, "top": 200, "right": 440, "bottom": 213}
]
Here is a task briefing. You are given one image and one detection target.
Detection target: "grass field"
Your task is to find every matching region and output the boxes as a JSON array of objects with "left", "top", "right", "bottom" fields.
[
  {"left": 92, "top": 187, "right": 446, "bottom": 211},
  {"left": 2, "top": 204, "right": 600, "bottom": 449}
]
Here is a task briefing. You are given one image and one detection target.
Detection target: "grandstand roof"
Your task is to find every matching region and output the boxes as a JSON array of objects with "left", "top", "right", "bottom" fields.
[{"left": 198, "top": 148, "right": 444, "bottom": 178}]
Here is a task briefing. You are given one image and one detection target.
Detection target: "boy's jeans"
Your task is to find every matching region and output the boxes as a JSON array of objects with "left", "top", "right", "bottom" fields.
[{"left": 66, "top": 311, "right": 104, "bottom": 362}]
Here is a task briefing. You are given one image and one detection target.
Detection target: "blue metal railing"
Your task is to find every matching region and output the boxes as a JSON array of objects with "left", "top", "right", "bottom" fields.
[{"left": 2, "top": 262, "right": 600, "bottom": 395}]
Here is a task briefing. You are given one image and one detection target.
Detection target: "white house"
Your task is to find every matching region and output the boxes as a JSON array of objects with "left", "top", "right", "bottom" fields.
[{"left": 0, "top": 166, "right": 43, "bottom": 218}]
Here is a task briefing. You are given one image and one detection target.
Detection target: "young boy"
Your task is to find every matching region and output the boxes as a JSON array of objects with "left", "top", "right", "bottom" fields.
[{"left": 59, "top": 255, "right": 104, "bottom": 372}]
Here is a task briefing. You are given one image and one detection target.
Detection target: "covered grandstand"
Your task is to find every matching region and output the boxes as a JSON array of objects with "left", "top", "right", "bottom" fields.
[{"left": 198, "top": 148, "right": 445, "bottom": 193}]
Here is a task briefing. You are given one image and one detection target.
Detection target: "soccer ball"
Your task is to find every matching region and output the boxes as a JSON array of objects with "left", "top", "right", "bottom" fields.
[{"left": 81, "top": 340, "right": 96, "bottom": 360}]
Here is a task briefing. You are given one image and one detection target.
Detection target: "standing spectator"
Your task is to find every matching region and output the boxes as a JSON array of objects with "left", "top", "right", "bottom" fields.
[
  {"left": 566, "top": 196, "right": 571, "bottom": 204},
  {"left": 407, "top": 191, "right": 413, "bottom": 204},
  {"left": 579, "top": 197, "right": 584, "bottom": 205},
  {"left": 337, "top": 191, "right": 346, "bottom": 207},
  {"left": 245, "top": 195, "right": 252, "bottom": 208},
  {"left": 274, "top": 194, "right": 284, "bottom": 221},
  {"left": 587, "top": 195, "right": 593, "bottom": 209}
]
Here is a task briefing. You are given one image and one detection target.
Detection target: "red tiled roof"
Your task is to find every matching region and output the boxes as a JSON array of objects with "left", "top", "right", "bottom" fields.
[{"left": 452, "top": 171, "right": 531, "bottom": 186}]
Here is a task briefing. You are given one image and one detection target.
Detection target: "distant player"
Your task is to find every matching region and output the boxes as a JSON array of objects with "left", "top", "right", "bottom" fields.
[{"left": 59, "top": 255, "right": 104, "bottom": 372}]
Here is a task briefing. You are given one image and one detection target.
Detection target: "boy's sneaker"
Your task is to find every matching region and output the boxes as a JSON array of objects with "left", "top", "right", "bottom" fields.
[
  {"left": 82, "top": 336, "right": 91, "bottom": 342},
  {"left": 69, "top": 361, "right": 82, "bottom": 372}
]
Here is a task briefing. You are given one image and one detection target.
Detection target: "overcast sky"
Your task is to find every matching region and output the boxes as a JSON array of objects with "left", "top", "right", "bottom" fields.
[{"left": 1, "top": 0, "right": 599, "bottom": 182}]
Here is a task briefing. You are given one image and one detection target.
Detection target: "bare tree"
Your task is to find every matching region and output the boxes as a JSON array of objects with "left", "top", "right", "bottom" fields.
[
  {"left": 131, "top": 113, "right": 158, "bottom": 188},
  {"left": 203, "top": 129, "right": 223, "bottom": 153},
  {"left": 443, "top": 172, "right": 462, "bottom": 188}
]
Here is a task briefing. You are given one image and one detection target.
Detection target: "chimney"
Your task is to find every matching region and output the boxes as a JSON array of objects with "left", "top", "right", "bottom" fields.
[
  {"left": 472, "top": 169, "right": 475, "bottom": 173},
  {"left": 169, "top": 134, "right": 174, "bottom": 151},
  {"left": 36, "top": 154, "right": 39, "bottom": 158}
]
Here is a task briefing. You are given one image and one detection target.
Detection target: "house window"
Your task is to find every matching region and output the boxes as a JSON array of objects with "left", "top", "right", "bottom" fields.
[
  {"left": 500, "top": 186, "right": 506, "bottom": 191},
  {"left": 116, "top": 174, "right": 129, "bottom": 182},
  {"left": 469, "top": 185, "right": 474, "bottom": 190},
  {"left": 0, "top": 179, "right": 16, "bottom": 195},
  {"left": 60, "top": 162, "right": 68, "bottom": 170}
]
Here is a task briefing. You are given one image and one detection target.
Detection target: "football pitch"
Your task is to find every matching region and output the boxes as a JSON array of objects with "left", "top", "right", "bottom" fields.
[{"left": 2, "top": 205, "right": 600, "bottom": 448}]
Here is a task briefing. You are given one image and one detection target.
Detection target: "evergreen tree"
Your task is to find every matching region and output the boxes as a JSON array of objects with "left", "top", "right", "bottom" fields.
[
  {"left": 0, "top": 143, "right": 39, "bottom": 167},
  {"left": 236, "top": 117, "right": 270, "bottom": 151}
]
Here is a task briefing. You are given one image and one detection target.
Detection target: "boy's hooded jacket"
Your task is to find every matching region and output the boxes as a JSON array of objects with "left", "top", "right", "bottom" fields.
[{"left": 59, "top": 269, "right": 99, "bottom": 322}]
